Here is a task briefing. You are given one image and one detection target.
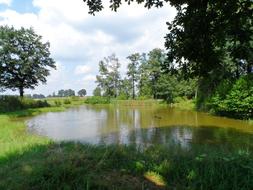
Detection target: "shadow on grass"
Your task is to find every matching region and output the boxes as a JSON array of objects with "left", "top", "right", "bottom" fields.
[
  {"left": 0, "top": 143, "right": 166, "bottom": 190},
  {"left": 1, "top": 106, "right": 66, "bottom": 119},
  {"left": 1, "top": 142, "right": 253, "bottom": 190}
]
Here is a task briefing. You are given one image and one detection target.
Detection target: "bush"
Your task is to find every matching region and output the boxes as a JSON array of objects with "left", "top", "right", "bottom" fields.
[
  {"left": 208, "top": 74, "right": 253, "bottom": 119},
  {"left": 63, "top": 99, "right": 71, "bottom": 105},
  {"left": 84, "top": 96, "right": 110, "bottom": 104},
  {"left": 0, "top": 96, "right": 49, "bottom": 112},
  {"left": 115, "top": 93, "right": 128, "bottom": 100},
  {"left": 54, "top": 100, "right": 62, "bottom": 106},
  {"left": 71, "top": 96, "right": 79, "bottom": 101},
  {"left": 136, "top": 96, "right": 150, "bottom": 100}
]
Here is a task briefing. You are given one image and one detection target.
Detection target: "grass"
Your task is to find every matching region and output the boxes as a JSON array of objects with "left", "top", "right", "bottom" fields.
[
  {"left": 112, "top": 99, "right": 164, "bottom": 106},
  {"left": 172, "top": 97, "right": 195, "bottom": 111},
  {"left": 46, "top": 96, "right": 86, "bottom": 107},
  {"left": 1, "top": 141, "right": 253, "bottom": 189},
  {"left": 1, "top": 98, "right": 253, "bottom": 189}
]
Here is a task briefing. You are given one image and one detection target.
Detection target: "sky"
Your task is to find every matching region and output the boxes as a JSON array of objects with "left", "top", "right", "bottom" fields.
[{"left": 0, "top": 0, "right": 176, "bottom": 96}]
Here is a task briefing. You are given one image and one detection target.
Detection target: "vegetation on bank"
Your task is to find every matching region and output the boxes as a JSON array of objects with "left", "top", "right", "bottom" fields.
[
  {"left": 1, "top": 134, "right": 253, "bottom": 189},
  {"left": 207, "top": 74, "right": 253, "bottom": 119},
  {"left": 0, "top": 96, "right": 86, "bottom": 113},
  {"left": 84, "top": 96, "right": 111, "bottom": 104},
  {"left": 0, "top": 96, "right": 49, "bottom": 113}
]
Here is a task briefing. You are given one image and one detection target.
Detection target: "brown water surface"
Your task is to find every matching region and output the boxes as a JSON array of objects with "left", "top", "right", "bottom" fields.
[{"left": 27, "top": 105, "right": 253, "bottom": 150}]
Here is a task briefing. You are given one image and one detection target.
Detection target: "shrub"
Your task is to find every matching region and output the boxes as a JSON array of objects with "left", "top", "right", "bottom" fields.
[
  {"left": 84, "top": 96, "right": 111, "bottom": 104},
  {"left": 208, "top": 74, "right": 253, "bottom": 119},
  {"left": 0, "top": 96, "right": 49, "bottom": 112},
  {"left": 116, "top": 93, "right": 128, "bottom": 100},
  {"left": 71, "top": 96, "right": 79, "bottom": 101},
  {"left": 63, "top": 99, "right": 71, "bottom": 105},
  {"left": 54, "top": 100, "right": 62, "bottom": 106}
]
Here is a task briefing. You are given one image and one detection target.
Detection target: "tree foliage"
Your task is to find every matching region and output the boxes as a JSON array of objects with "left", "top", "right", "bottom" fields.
[
  {"left": 57, "top": 89, "right": 75, "bottom": 97},
  {"left": 209, "top": 74, "right": 253, "bottom": 119},
  {"left": 93, "top": 87, "right": 102, "bottom": 96},
  {"left": 127, "top": 53, "right": 141, "bottom": 99},
  {"left": 96, "top": 54, "right": 121, "bottom": 97},
  {"left": 78, "top": 89, "right": 87, "bottom": 97},
  {"left": 94, "top": 49, "right": 197, "bottom": 102},
  {"left": 0, "top": 26, "right": 55, "bottom": 97}
]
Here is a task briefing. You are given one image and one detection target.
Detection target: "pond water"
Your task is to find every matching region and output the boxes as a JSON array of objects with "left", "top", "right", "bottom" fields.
[{"left": 27, "top": 105, "right": 253, "bottom": 151}]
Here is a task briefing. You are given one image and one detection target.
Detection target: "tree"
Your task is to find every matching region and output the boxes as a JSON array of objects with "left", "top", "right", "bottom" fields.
[
  {"left": 138, "top": 53, "right": 152, "bottom": 98},
  {"left": 118, "top": 78, "right": 131, "bottom": 99},
  {"left": 93, "top": 87, "right": 101, "bottom": 96},
  {"left": 57, "top": 89, "right": 75, "bottom": 97},
  {"left": 127, "top": 53, "right": 141, "bottom": 99},
  {"left": 96, "top": 54, "right": 121, "bottom": 97},
  {"left": 0, "top": 26, "right": 55, "bottom": 97},
  {"left": 32, "top": 94, "right": 45, "bottom": 99},
  {"left": 58, "top": 89, "right": 65, "bottom": 97},
  {"left": 64, "top": 89, "right": 75, "bottom": 97},
  {"left": 78, "top": 89, "right": 87, "bottom": 97},
  {"left": 83, "top": 0, "right": 169, "bottom": 15},
  {"left": 147, "top": 49, "right": 166, "bottom": 99}
]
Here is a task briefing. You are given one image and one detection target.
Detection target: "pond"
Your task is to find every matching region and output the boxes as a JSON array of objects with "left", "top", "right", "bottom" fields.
[{"left": 27, "top": 105, "right": 253, "bottom": 151}]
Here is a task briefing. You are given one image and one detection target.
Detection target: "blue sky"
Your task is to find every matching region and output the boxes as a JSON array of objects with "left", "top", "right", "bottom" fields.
[{"left": 0, "top": 0, "right": 176, "bottom": 96}]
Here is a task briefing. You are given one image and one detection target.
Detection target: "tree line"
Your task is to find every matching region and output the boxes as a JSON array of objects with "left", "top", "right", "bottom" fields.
[
  {"left": 47, "top": 89, "right": 87, "bottom": 97},
  {"left": 94, "top": 49, "right": 197, "bottom": 102}
]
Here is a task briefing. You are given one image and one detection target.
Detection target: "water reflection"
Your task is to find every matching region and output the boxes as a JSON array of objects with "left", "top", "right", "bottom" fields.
[{"left": 27, "top": 105, "right": 253, "bottom": 150}]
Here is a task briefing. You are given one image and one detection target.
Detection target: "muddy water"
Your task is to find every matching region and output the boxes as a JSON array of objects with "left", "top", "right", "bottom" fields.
[{"left": 27, "top": 105, "right": 253, "bottom": 150}]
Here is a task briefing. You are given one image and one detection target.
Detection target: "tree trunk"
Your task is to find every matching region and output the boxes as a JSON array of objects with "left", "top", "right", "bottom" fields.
[
  {"left": 19, "top": 86, "right": 24, "bottom": 97},
  {"left": 132, "top": 79, "right": 135, "bottom": 100}
]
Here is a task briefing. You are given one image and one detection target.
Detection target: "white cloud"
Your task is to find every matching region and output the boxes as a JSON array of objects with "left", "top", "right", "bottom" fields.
[
  {"left": 75, "top": 65, "right": 92, "bottom": 75},
  {"left": 0, "top": 0, "right": 11, "bottom": 6},
  {"left": 82, "top": 75, "right": 96, "bottom": 82},
  {"left": 0, "top": 0, "right": 177, "bottom": 95}
]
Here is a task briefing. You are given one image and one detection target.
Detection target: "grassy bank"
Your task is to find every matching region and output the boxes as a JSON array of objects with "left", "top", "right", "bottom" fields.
[
  {"left": 112, "top": 99, "right": 164, "bottom": 106},
  {"left": 172, "top": 97, "right": 195, "bottom": 111},
  {"left": 0, "top": 97, "right": 87, "bottom": 159},
  {"left": 84, "top": 96, "right": 166, "bottom": 106},
  {"left": 1, "top": 140, "right": 253, "bottom": 189}
]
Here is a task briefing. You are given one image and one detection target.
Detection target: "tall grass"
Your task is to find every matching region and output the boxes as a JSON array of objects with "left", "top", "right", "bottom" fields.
[
  {"left": 84, "top": 96, "right": 111, "bottom": 104},
  {"left": 112, "top": 99, "right": 163, "bottom": 106},
  {"left": 1, "top": 142, "right": 253, "bottom": 189},
  {"left": 0, "top": 96, "right": 49, "bottom": 112}
]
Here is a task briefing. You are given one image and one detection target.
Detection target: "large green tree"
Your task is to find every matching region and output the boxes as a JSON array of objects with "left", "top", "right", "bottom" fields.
[
  {"left": 96, "top": 54, "right": 121, "bottom": 97},
  {"left": 78, "top": 89, "right": 87, "bottom": 97},
  {"left": 93, "top": 87, "right": 102, "bottom": 96},
  {"left": 0, "top": 26, "right": 55, "bottom": 97},
  {"left": 147, "top": 49, "right": 166, "bottom": 99},
  {"left": 127, "top": 53, "right": 141, "bottom": 99}
]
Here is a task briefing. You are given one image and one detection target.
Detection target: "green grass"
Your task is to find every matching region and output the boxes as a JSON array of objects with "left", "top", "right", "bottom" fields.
[
  {"left": 46, "top": 96, "right": 86, "bottom": 107},
  {"left": 1, "top": 141, "right": 253, "bottom": 189},
  {"left": 172, "top": 97, "right": 195, "bottom": 111},
  {"left": 112, "top": 99, "right": 164, "bottom": 106}
]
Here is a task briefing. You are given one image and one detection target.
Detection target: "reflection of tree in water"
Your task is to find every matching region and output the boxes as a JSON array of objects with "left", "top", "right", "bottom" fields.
[
  {"left": 190, "top": 126, "right": 253, "bottom": 151},
  {"left": 97, "top": 105, "right": 162, "bottom": 144},
  {"left": 28, "top": 105, "right": 253, "bottom": 152},
  {"left": 72, "top": 105, "right": 253, "bottom": 151}
]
